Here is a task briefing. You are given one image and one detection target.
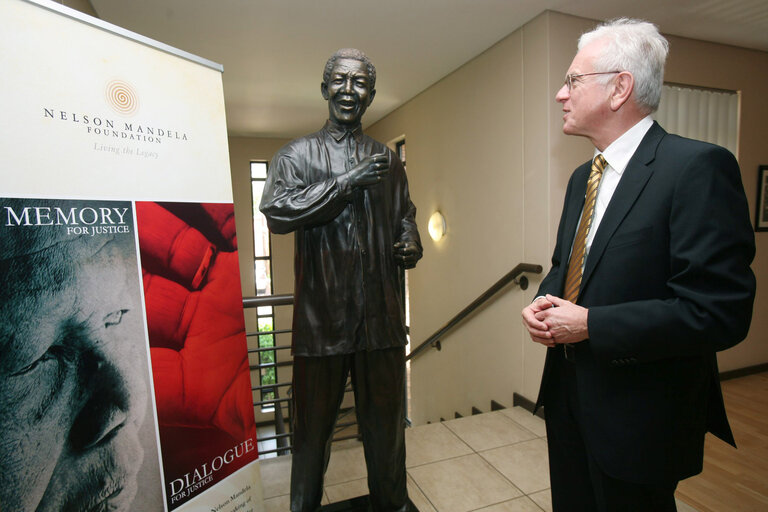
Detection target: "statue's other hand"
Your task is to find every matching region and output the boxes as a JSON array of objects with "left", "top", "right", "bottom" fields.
[{"left": 394, "top": 240, "right": 421, "bottom": 269}]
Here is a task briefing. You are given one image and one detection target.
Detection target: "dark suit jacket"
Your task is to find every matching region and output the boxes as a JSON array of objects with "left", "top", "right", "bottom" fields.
[{"left": 535, "top": 122, "right": 756, "bottom": 486}]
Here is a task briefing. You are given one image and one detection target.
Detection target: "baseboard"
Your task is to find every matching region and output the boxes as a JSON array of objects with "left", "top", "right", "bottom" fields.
[
  {"left": 719, "top": 362, "right": 768, "bottom": 381},
  {"left": 512, "top": 392, "right": 545, "bottom": 419}
]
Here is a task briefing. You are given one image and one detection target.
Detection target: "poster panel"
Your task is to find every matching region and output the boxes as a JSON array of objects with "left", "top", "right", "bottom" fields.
[
  {"left": 136, "top": 201, "right": 258, "bottom": 510},
  {"left": 0, "top": 198, "right": 163, "bottom": 511},
  {"left": 0, "top": 1, "right": 261, "bottom": 510}
]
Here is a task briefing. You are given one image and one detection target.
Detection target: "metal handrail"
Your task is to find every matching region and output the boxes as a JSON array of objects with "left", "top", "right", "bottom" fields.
[
  {"left": 252, "top": 382, "right": 292, "bottom": 392},
  {"left": 244, "top": 295, "right": 295, "bottom": 456},
  {"left": 247, "top": 328, "right": 292, "bottom": 337},
  {"left": 253, "top": 396, "right": 292, "bottom": 407},
  {"left": 243, "top": 294, "right": 294, "bottom": 307},
  {"left": 407, "top": 263, "right": 542, "bottom": 361},
  {"left": 250, "top": 360, "right": 294, "bottom": 370},
  {"left": 248, "top": 344, "right": 291, "bottom": 354}
]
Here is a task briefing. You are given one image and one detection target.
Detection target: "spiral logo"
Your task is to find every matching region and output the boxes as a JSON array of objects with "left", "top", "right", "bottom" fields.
[{"left": 105, "top": 80, "right": 139, "bottom": 116}]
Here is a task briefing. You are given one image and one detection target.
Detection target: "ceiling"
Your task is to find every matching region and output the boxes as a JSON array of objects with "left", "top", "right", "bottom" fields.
[{"left": 89, "top": 0, "right": 768, "bottom": 139}]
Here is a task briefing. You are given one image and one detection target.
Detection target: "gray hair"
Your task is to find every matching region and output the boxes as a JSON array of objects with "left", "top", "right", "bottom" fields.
[
  {"left": 322, "top": 48, "right": 376, "bottom": 90},
  {"left": 579, "top": 18, "right": 669, "bottom": 114}
]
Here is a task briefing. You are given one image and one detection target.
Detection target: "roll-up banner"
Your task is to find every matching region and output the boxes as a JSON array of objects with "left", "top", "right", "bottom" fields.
[{"left": 0, "top": 1, "right": 262, "bottom": 511}]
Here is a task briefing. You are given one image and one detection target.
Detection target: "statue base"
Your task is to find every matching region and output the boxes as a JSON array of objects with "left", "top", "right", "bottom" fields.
[{"left": 320, "top": 495, "right": 418, "bottom": 511}]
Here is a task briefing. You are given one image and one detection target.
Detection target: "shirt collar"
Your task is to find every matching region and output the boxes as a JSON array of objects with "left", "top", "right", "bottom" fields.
[
  {"left": 324, "top": 120, "right": 364, "bottom": 143},
  {"left": 596, "top": 116, "right": 654, "bottom": 175}
]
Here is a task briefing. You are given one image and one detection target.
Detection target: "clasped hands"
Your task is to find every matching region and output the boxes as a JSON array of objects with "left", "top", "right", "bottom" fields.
[{"left": 521, "top": 294, "right": 589, "bottom": 348}]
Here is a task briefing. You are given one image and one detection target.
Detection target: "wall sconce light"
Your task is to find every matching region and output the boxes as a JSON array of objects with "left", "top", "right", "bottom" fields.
[{"left": 428, "top": 211, "right": 446, "bottom": 241}]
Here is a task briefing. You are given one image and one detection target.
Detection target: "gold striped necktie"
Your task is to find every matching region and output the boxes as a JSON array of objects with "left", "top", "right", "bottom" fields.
[{"left": 563, "top": 154, "right": 607, "bottom": 303}]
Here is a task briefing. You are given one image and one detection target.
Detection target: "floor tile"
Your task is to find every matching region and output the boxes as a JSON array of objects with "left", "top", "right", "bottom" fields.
[
  {"left": 324, "top": 445, "right": 368, "bottom": 486},
  {"left": 498, "top": 407, "right": 547, "bottom": 438},
  {"left": 263, "top": 491, "right": 328, "bottom": 508},
  {"left": 527, "top": 490, "right": 552, "bottom": 512},
  {"left": 325, "top": 477, "right": 368, "bottom": 504},
  {"left": 322, "top": 476, "right": 437, "bottom": 511},
  {"left": 473, "top": 496, "right": 545, "bottom": 511},
  {"left": 264, "top": 494, "right": 290, "bottom": 512},
  {"left": 406, "top": 422, "right": 474, "bottom": 468},
  {"left": 443, "top": 412, "right": 537, "bottom": 452},
  {"left": 408, "top": 454, "right": 522, "bottom": 512},
  {"left": 257, "top": 411, "right": 705, "bottom": 512},
  {"left": 407, "top": 474, "right": 437, "bottom": 512},
  {"left": 332, "top": 437, "right": 364, "bottom": 451},
  {"left": 260, "top": 454, "right": 292, "bottom": 499},
  {"left": 480, "top": 439, "right": 550, "bottom": 494}
]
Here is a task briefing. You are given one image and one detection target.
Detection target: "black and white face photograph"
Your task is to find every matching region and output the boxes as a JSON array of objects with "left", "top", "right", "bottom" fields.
[{"left": 0, "top": 198, "right": 163, "bottom": 512}]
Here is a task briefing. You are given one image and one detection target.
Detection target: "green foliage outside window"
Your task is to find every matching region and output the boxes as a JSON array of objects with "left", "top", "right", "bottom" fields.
[{"left": 259, "top": 322, "right": 276, "bottom": 402}]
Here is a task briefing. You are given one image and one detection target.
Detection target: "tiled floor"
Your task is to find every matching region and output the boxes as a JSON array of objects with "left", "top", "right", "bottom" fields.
[{"left": 260, "top": 407, "right": 699, "bottom": 512}]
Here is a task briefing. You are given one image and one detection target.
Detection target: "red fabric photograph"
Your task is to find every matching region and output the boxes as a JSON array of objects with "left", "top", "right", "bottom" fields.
[{"left": 136, "top": 201, "right": 257, "bottom": 510}]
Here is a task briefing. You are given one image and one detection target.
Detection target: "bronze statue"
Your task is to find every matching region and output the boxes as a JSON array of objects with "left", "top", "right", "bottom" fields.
[{"left": 260, "top": 48, "right": 422, "bottom": 512}]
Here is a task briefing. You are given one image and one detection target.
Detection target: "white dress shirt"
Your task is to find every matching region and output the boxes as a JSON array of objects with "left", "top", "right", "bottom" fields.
[{"left": 583, "top": 115, "right": 654, "bottom": 260}]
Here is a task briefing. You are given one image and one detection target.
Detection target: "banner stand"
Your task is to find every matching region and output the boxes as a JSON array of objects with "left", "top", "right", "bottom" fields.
[{"left": 0, "top": 1, "right": 264, "bottom": 510}]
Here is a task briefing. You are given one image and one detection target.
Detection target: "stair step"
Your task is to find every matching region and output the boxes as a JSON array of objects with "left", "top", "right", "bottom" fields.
[{"left": 491, "top": 399, "right": 506, "bottom": 411}]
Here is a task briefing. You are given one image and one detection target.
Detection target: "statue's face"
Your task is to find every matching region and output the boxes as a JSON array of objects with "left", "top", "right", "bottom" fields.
[{"left": 322, "top": 57, "right": 375, "bottom": 126}]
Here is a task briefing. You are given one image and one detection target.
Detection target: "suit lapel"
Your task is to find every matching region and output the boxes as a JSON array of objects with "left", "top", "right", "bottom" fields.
[{"left": 580, "top": 123, "right": 666, "bottom": 293}]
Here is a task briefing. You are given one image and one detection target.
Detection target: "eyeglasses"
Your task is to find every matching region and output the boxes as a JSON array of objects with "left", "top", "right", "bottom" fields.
[{"left": 564, "top": 71, "right": 621, "bottom": 91}]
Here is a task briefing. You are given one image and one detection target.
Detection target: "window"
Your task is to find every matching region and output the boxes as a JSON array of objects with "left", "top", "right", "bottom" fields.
[
  {"left": 251, "top": 161, "right": 276, "bottom": 409},
  {"left": 391, "top": 136, "right": 415, "bottom": 421},
  {"left": 390, "top": 137, "right": 411, "bottom": 347},
  {"left": 395, "top": 139, "right": 406, "bottom": 169},
  {"left": 654, "top": 84, "right": 739, "bottom": 156}
]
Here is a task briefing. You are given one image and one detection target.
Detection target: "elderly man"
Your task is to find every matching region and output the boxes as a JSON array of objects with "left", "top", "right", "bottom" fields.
[
  {"left": 522, "top": 19, "right": 755, "bottom": 511},
  {"left": 260, "top": 48, "right": 422, "bottom": 512}
]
